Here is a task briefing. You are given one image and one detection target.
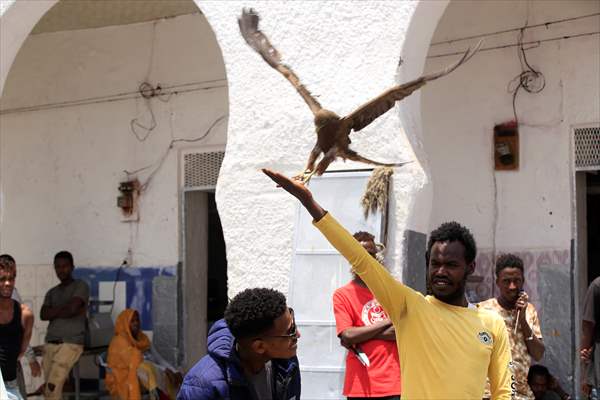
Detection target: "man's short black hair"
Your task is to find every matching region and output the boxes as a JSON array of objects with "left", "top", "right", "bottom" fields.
[
  {"left": 528, "top": 364, "right": 551, "bottom": 383},
  {"left": 495, "top": 253, "right": 524, "bottom": 277},
  {"left": 224, "top": 288, "right": 287, "bottom": 339},
  {"left": 54, "top": 251, "right": 74, "bottom": 266},
  {"left": 0, "top": 254, "right": 15, "bottom": 272},
  {"left": 426, "top": 221, "right": 477, "bottom": 264},
  {"left": 0, "top": 254, "right": 15, "bottom": 265}
]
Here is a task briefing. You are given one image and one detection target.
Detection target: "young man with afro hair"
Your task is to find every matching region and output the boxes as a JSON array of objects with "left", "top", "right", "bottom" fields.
[
  {"left": 262, "top": 168, "right": 514, "bottom": 400},
  {"left": 178, "top": 288, "right": 301, "bottom": 400}
]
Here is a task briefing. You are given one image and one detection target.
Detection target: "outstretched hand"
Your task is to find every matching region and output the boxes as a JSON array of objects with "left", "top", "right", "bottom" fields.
[
  {"left": 262, "top": 169, "right": 313, "bottom": 204},
  {"left": 262, "top": 168, "right": 326, "bottom": 221}
]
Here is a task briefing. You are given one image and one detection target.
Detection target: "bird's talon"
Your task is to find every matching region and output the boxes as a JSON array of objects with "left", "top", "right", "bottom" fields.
[{"left": 292, "top": 170, "right": 315, "bottom": 184}]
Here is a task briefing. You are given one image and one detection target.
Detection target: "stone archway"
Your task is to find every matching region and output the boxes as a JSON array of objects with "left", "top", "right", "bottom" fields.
[
  {"left": 0, "top": 1, "right": 58, "bottom": 94},
  {"left": 1, "top": 0, "right": 454, "bottom": 292},
  {"left": 0, "top": 0, "right": 230, "bottom": 372}
]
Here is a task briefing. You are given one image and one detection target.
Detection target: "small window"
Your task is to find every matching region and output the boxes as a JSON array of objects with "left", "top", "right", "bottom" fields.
[
  {"left": 183, "top": 151, "right": 225, "bottom": 188},
  {"left": 574, "top": 126, "right": 600, "bottom": 171}
]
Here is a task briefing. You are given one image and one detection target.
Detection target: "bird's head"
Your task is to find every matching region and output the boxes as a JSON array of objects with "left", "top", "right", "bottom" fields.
[{"left": 314, "top": 110, "right": 340, "bottom": 130}]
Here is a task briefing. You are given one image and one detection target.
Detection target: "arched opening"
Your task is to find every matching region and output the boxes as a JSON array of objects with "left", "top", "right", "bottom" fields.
[
  {"left": 0, "top": 0, "right": 229, "bottom": 391},
  {"left": 415, "top": 0, "right": 599, "bottom": 395}
]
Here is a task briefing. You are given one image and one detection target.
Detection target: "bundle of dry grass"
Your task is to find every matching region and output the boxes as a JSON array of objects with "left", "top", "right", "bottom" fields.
[{"left": 361, "top": 167, "right": 394, "bottom": 219}]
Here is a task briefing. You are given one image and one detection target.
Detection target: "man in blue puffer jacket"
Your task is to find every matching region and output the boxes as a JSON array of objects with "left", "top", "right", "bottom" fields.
[{"left": 177, "top": 288, "right": 301, "bottom": 400}]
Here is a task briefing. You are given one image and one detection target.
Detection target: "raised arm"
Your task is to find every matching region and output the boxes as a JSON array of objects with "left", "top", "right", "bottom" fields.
[
  {"left": 263, "top": 169, "right": 412, "bottom": 322},
  {"left": 516, "top": 296, "right": 544, "bottom": 361},
  {"left": 262, "top": 169, "right": 326, "bottom": 220}
]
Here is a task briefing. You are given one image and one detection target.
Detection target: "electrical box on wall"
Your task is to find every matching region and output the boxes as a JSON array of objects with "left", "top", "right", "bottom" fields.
[
  {"left": 494, "top": 121, "right": 519, "bottom": 170},
  {"left": 117, "top": 179, "right": 140, "bottom": 222}
]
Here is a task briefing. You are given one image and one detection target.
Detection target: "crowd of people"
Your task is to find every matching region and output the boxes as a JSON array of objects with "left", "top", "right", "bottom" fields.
[
  {"left": 170, "top": 168, "right": 567, "bottom": 400},
  {"left": 0, "top": 252, "right": 181, "bottom": 400},
  {"left": 0, "top": 168, "right": 590, "bottom": 399}
]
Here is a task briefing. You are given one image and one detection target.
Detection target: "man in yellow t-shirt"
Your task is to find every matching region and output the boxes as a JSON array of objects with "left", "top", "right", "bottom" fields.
[{"left": 263, "top": 169, "right": 514, "bottom": 400}]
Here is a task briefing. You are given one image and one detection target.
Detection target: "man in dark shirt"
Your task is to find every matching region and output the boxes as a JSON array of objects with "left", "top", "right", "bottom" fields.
[
  {"left": 40, "top": 251, "right": 89, "bottom": 400},
  {"left": 582, "top": 276, "right": 600, "bottom": 396},
  {"left": 0, "top": 254, "right": 34, "bottom": 400}
]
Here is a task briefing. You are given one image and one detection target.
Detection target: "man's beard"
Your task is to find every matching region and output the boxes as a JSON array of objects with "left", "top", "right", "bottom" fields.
[{"left": 432, "top": 277, "right": 468, "bottom": 303}]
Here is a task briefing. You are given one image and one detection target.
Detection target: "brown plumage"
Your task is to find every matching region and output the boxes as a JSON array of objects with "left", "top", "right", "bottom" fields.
[{"left": 239, "top": 8, "right": 482, "bottom": 182}]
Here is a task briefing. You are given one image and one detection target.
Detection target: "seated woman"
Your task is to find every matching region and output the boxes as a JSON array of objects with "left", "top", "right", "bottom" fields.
[{"left": 106, "top": 309, "right": 181, "bottom": 400}]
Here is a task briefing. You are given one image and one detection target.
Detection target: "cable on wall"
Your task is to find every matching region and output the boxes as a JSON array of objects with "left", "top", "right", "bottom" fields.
[
  {"left": 130, "top": 82, "right": 162, "bottom": 142},
  {"left": 429, "top": 12, "right": 600, "bottom": 46},
  {"left": 0, "top": 78, "right": 227, "bottom": 115},
  {"left": 124, "top": 114, "right": 228, "bottom": 193},
  {"left": 506, "top": 28, "right": 545, "bottom": 125},
  {"left": 428, "top": 31, "right": 600, "bottom": 59}
]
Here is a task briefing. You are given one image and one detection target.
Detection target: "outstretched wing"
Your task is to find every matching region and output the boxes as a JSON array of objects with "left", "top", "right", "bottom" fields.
[
  {"left": 343, "top": 40, "right": 483, "bottom": 132},
  {"left": 238, "top": 8, "right": 322, "bottom": 115}
]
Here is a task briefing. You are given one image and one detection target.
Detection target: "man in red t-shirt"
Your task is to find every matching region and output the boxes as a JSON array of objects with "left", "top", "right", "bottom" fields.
[{"left": 333, "top": 231, "right": 401, "bottom": 400}]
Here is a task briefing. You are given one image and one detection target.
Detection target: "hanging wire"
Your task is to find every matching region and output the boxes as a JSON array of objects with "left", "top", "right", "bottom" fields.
[
  {"left": 127, "top": 114, "right": 228, "bottom": 192},
  {"left": 428, "top": 31, "right": 599, "bottom": 59},
  {"left": 0, "top": 78, "right": 227, "bottom": 115},
  {"left": 155, "top": 85, "right": 174, "bottom": 103},
  {"left": 130, "top": 82, "right": 160, "bottom": 142},
  {"left": 506, "top": 28, "right": 545, "bottom": 124}
]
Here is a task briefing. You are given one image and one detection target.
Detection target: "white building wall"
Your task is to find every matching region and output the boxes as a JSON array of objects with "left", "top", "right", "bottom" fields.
[
  {"left": 1, "top": 0, "right": 595, "bottom": 393},
  {"left": 0, "top": 12, "right": 228, "bottom": 348},
  {"left": 1, "top": 0, "right": 429, "bottom": 298},
  {"left": 422, "top": 0, "right": 599, "bottom": 250},
  {"left": 0, "top": 12, "right": 227, "bottom": 266},
  {"left": 421, "top": 0, "right": 599, "bottom": 390},
  {"left": 200, "top": 1, "right": 422, "bottom": 294}
]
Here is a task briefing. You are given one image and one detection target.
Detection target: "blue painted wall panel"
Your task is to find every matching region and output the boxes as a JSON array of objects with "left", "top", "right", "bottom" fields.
[{"left": 74, "top": 266, "right": 176, "bottom": 330}]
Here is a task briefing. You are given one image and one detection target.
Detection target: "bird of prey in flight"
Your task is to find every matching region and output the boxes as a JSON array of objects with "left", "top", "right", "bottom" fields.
[{"left": 239, "top": 8, "right": 482, "bottom": 183}]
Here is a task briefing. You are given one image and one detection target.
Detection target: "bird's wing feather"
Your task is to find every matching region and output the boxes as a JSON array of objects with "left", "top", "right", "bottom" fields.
[
  {"left": 344, "top": 40, "right": 483, "bottom": 132},
  {"left": 238, "top": 8, "right": 322, "bottom": 115}
]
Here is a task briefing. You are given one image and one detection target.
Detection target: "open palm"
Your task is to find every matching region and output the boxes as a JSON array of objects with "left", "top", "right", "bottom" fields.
[{"left": 262, "top": 169, "right": 313, "bottom": 204}]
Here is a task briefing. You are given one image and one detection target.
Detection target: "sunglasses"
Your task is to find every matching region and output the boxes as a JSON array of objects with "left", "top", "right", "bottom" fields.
[{"left": 260, "top": 307, "right": 298, "bottom": 339}]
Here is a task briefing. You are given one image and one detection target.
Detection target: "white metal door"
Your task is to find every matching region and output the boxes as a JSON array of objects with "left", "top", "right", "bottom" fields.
[{"left": 289, "top": 171, "right": 384, "bottom": 399}]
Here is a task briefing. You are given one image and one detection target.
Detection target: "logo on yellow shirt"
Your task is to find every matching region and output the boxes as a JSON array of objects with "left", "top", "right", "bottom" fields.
[{"left": 478, "top": 331, "right": 493, "bottom": 345}]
